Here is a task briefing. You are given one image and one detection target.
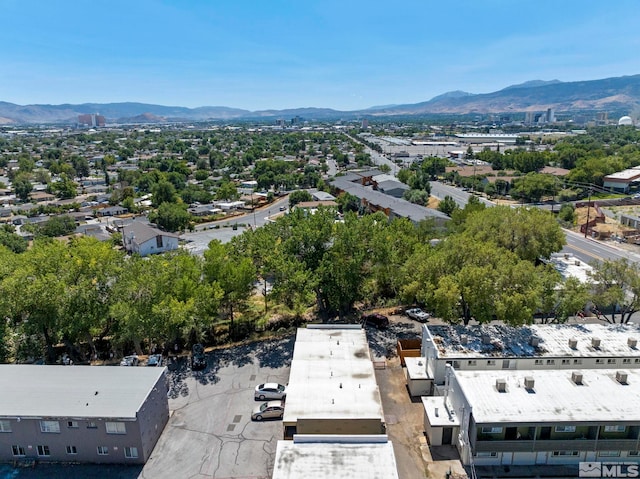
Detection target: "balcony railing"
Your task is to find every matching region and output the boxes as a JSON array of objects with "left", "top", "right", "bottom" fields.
[{"left": 475, "top": 438, "right": 640, "bottom": 453}]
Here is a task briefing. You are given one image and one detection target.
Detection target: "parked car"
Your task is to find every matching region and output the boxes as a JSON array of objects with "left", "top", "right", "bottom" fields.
[
  {"left": 251, "top": 400, "right": 284, "bottom": 421},
  {"left": 147, "top": 354, "right": 163, "bottom": 367},
  {"left": 191, "top": 343, "right": 206, "bottom": 370},
  {"left": 120, "top": 355, "right": 139, "bottom": 366},
  {"left": 406, "top": 308, "right": 430, "bottom": 322},
  {"left": 254, "top": 383, "right": 287, "bottom": 400},
  {"left": 361, "top": 312, "right": 389, "bottom": 329}
]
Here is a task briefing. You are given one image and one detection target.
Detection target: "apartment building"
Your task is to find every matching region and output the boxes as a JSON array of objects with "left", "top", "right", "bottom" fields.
[
  {"left": 424, "top": 367, "right": 640, "bottom": 467},
  {"left": 0, "top": 365, "right": 169, "bottom": 464},
  {"left": 405, "top": 324, "right": 640, "bottom": 395}
]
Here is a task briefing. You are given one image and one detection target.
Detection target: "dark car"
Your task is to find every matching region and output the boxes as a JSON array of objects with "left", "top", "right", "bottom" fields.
[
  {"left": 191, "top": 343, "right": 206, "bottom": 370},
  {"left": 362, "top": 312, "right": 390, "bottom": 329}
]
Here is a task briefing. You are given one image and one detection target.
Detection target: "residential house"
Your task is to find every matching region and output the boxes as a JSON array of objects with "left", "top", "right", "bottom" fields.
[{"left": 122, "top": 221, "right": 179, "bottom": 257}]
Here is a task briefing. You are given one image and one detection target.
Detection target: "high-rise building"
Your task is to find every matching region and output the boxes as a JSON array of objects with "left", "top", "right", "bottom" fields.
[{"left": 78, "top": 113, "right": 106, "bottom": 127}]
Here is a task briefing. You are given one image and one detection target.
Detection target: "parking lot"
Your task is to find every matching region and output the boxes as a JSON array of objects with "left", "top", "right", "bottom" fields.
[{"left": 1, "top": 315, "right": 431, "bottom": 479}]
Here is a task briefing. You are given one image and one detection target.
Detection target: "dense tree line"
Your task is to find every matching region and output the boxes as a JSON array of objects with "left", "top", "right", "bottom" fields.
[{"left": 1, "top": 202, "right": 636, "bottom": 365}]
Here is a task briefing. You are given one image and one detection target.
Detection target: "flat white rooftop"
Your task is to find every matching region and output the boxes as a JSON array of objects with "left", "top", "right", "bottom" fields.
[
  {"left": 283, "top": 327, "right": 384, "bottom": 423},
  {"left": 455, "top": 368, "right": 640, "bottom": 424},
  {"left": 604, "top": 167, "right": 640, "bottom": 181},
  {"left": 426, "top": 323, "right": 640, "bottom": 359},
  {"left": 0, "top": 365, "right": 166, "bottom": 419},
  {"left": 272, "top": 436, "right": 399, "bottom": 479}
]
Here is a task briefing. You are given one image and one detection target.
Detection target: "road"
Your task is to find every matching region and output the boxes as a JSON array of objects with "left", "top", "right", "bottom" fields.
[
  {"left": 181, "top": 197, "right": 289, "bottom": 254},
  {"left": 428, "top": 181, "right": 639, "bottom": 264}
]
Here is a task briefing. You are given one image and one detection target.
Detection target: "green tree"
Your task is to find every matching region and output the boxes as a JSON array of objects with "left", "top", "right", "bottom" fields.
[
  {"left": 589, "top": 259, "right": 640, "bottom": 323},
  {"left": 216, "top": 181, "right": 238, "bottom": 201},
  {"left": 13, "top": 174, "right": 33, "bottom": 202},
  {"left": 437, "top": 195, "right": 459, "bottom": 216},
  {"left": 38, "top": 215, "right": 77, "bottom": 237},
  {"left": 149, "top": 202, "right": 190, "bottom": 232},
  {"left": 152, "top": 180, "right": 177, "bottom": 206},
  {"left": 288, "top": 190, "right": 313, "bottom": 207},
  {"left": 0, "top": 226, "right": 27, "bottom": 253},
  {"left": 203, "top": 240, "right": 256, "bottom": 325}
]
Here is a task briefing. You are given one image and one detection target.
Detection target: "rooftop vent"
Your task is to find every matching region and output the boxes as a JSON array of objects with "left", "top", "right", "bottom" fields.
[
  {"left": 616, "top": 371, "right": 628, "bottom": 385},
  {"left": 575, "top": 260, "right": 581, "bottom": 266},
  {"left": 568, "top": 338, "right": 578, "bottom": 350},
  {"left": 629, "top": 337, "right": 638, "bottom": 349},
  {"left": 524, "top": 377, "right": 535, "bottom": 390},
  {"left": 564, "top": 253, "right": 570, "bottom": 260},
  {"left": 529, "top": 337, "right": 540, "bottom": 347},
  {"left": 571, "top": 371, "right": 583, "bottom": 385},
  {"left": 482, "top": 334, "right": 491, "bottom": 345},
  {"left": 460, "top": 335, "right": 468, "bottom": 345},
  {"left": 591, "top": 337, "right": 601, "bottom": 349},
  {"left": 496, "top": 379, "right": 507, "bottom": 393}
]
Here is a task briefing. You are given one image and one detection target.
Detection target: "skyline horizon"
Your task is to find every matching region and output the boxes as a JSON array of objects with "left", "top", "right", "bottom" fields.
[{"left": 2, "top": 1, "right": 639, "bottom": 111}]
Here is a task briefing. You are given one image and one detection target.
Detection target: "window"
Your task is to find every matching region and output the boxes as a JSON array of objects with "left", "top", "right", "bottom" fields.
[
  {"left": 66, "top": 445, "right": 77, "bottom": 455},
  {"left": 67, "top": 421, "right": 78, "bottom": 428},
  {"left": 599, "top": 451, "right": 621, "bottom": 457},
  {"left": 0, "top": 420, "right": 11, "bottom": 432},
  {"left": 534, "top": 359, "right": 543, "bottom": 365},
  {"left": 596, "top": 359, "right": 604, "bottom": 364},
  {"left": 37, "top": 445, "right": 50, "bottom": 457},
  {"left": 475, "top": 452, "right": 498, "bottom": 457},
  {"left": 552, "top": 451, "right": 579, "bottom": 456},
  {"left": 40, "top": 420, "right": 60, "bottom": 433},
  {"left": 546, "top": 359, "right": 555, "bottom": 365},
  {"left": 629, "top": 451, "right": 639, "bottom": 457},
  {"left": 486, "top": 360, "right": 496, "bottom": 366},
  {"left": 635, "top": 359, "right": 640, "bottom": 364},
  {"left": 481, "top": 427, "right": 503, "bottom": 434},
  {"left": 87, "top": 422, "right": 97, "bottom": 429},
  {"left": 97, "top": 446, "right": 109, "bottom": 456},
  {"left": 156, "top": 236, "right": 163, "bottom": 248},
  {"left": 607, "top": 359, "right": 617, "bottom": 364},
  {"left": 623, "top": 359, "right": 631, "bottom": 364},
  {"left": 106, "top": 422, "right": 126, "bottom": 434},
  {"left": 604, "top": 425, "right": 626, "bottom": 433},
  {"left": 467, "top": 360, "right": 477, "bottom": 366},
  {"left": 555, "top": 426, "right": 576, "bottom": 433},
  {"left": 573, "top": 359, "right": 583, "bottom": 365},
  {"left": 11, "top": 445, "right": 25, "bottom": 457},
  {"left": 561, "top": 359, "right": 570, "bottom": 365},
  {"left": 124, "top": 447, "right": 138, "bottom": 459}
]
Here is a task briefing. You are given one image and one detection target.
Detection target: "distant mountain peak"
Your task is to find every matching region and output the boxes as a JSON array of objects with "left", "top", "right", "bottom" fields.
[
  {"left": 501, "top": 79, "right": 563, "bottom": 91},
  {"left": 430, "top": 90, "right": 475, "bottom": 101}
]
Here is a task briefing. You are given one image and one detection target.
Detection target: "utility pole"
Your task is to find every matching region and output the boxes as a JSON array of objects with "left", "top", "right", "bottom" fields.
[{"left": 584, "top": 188, "right": 592, "bottom": 238}]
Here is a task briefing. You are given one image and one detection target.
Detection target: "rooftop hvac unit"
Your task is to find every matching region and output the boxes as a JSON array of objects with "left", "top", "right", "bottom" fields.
[
  {"left": 564, "top": 253, "right": 570, "bottom": 260},
  {"left": 571, "top": 371, "right": 583, "bottom": 385},
  {"left": 524, "top": 377, "right": 535, "bottom": 390},
  {"left": 575, "top": 260, "right": 581, "bottom": 266},
  {"left": 496, "top": 379, "right": 507, "bottom": 392},
  {"left": 568, "top": 338, "right": 578, "bottom": 350},
  {"left": 460, "top": 335, "right": 468, "bottom": 345},
  {"left": 591, "top": 337, "right": 601, "bottom": 349},
  {"left": 529, "top": 337, "right": 540, "bottom": 347},
  {"left": 629, "top": 337, "right": 638, "bottom": 349},
  {"left": 616, "top": 371, "right": 628, "bottom": 384},
  {"left": 482, "top": 334, "right": 491, "bottom": 345}
]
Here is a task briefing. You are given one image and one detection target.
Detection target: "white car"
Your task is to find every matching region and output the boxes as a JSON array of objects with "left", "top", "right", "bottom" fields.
[
  {"left": 254, "top": 382, "right": 287, "bottom": 400},
  {"left": 406, "top": 308, "right": 430, "bottom": 322},
  {"left": 120, "top": 355, "right": 139, "bottom": 366},
  {"left": 251, "top": 400, "right": 284, "bottom": 421}
]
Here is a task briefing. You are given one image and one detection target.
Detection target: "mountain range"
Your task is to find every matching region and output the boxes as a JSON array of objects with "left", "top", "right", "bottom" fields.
[{"left": 1, "top": 74, "right": 639, "bottom": 125}]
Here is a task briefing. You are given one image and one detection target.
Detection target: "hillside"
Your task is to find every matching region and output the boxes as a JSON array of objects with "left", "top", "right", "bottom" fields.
[{"left": 1, "top": 74, "right": 639, "bottom": 124}]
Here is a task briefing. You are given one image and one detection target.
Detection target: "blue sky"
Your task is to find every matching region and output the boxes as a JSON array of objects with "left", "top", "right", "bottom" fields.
[{"left": 1, "top": 0, "right": 639, "bottom": 111}]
